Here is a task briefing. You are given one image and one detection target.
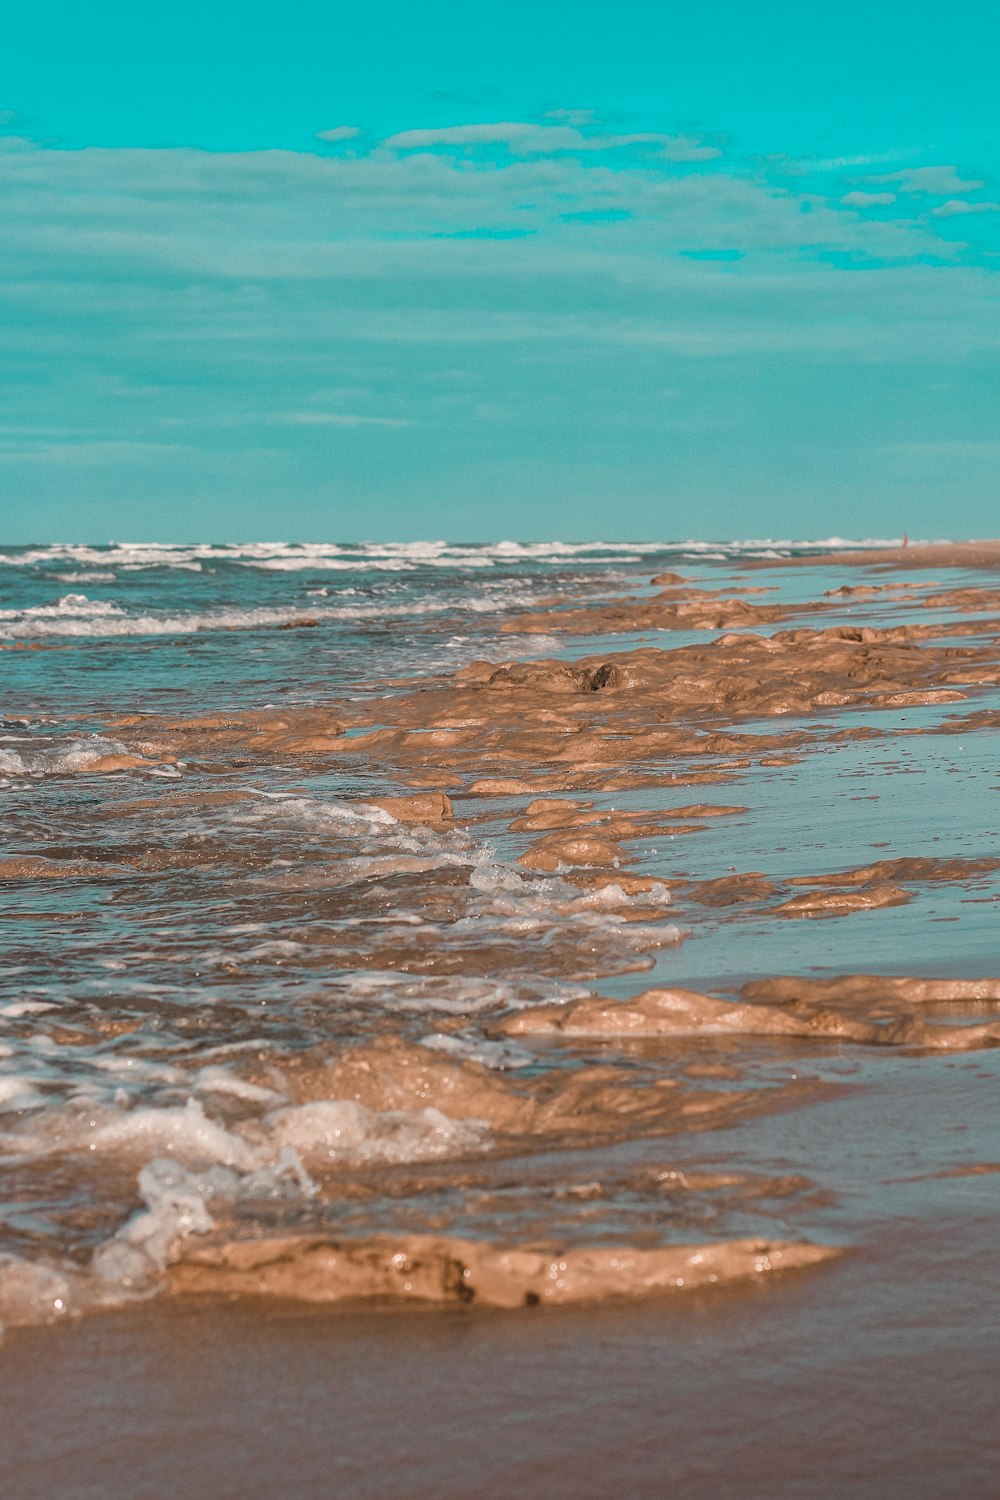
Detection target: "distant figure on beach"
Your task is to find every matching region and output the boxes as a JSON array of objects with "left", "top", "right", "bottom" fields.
[{"left": 902, "top": 533, "right": 909, "bottom": 548}]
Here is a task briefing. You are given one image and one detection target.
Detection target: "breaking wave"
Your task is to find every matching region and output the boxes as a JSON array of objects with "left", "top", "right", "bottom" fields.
[{"left": 0, "top": 538, "right": 914, "bottom": 575}]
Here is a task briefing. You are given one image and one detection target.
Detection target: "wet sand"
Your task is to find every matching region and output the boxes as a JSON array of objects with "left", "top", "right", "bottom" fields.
[
  {"left": 3, "top": 1050, "right": 999, "bottom": 1500},
  {"left": 762, "top": 538, "right": 1000, "bottom": 570},
  {"left": 3, "top": 543, "right": 1000, "bottom": 1493}
]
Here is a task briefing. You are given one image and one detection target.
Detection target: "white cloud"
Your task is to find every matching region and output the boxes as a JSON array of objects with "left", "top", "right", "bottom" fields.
[
  {"left": 382, "top": 121, "right": 720, "bottom": 160},
  {"left": 932, "top": 198, "right": 1000, "bottom": 218},
  {"left": 1, "top": 125, "right": 997, "bottom": 478},
  {"left": 871, "top": 165, "right": 984, "bottom": 196},
  {"left": 384, "top": 122, "right": 528, "bottom": 148},
  {"left": 653, "top": 135, "right": 722, "bottom": 163},
  {"left": 0, "top": 132, "right": 975, "bottom": 292},
  {"left": 807, "top": 151, "right": 918, "bottom": 170},
  {"left": 545, "top": 108, "right": 597, "bottom": 126},
  {"left": 2, "top": 118, "right": 997, "bottom": 533},
  {"left": 315, "top": 125, "right": 362, "bottom": 143},
  {"left": 776, "top": 150, "right": 921, "bottom": 179},
  {"left": 841, "top": 191, "right": 896, "bottom": 208}
]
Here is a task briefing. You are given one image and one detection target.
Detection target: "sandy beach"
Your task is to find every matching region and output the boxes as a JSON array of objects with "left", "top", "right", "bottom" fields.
[
  {"left": 2, "top": 540, "right": 1000, "bottom": 1495},
  {"left": 762, "top": 540, "right": 1000, "bottom": 571}
]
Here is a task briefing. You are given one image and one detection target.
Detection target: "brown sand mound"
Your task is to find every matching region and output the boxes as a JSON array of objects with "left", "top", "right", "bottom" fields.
[
  {"left": 772, "top": 884, "right": 911, "bottom": 918},
  {"left": 167, "top": 1233, "right": 839, "bottom": 1309},
  {"left": 257, "top": 1037, "right": 746, "bottom": 1147},
  {"left": 499, "top": 594, "right": 819, "bottom": 639},
  {"left": 365, "top": 791, "right": 454, "bottom": 824},
  {"left": 742, "top": 975, "right": 1000, "bottom": 1006},
  {"left": 503, "top": 986, "right": 1000, "bottom": 1050},
  {"left": 785, "top": 857, "right": 1000, "bottom": 888}
]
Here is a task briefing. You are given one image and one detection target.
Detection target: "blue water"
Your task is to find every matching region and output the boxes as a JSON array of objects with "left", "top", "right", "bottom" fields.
[{"left": 0, "top": 536, "right": 919, "bottom": 713}]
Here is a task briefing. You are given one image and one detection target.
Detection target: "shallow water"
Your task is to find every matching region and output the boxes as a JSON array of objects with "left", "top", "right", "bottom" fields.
[{"left": 1, "top": 538, "right": 999, "bottom": 1494}]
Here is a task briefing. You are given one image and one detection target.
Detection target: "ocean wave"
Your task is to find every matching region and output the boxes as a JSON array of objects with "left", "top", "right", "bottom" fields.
[
  {"left": 0, "top": 584, "right": 559, "bottom": 638},
  {"left": 0, "top": 592, "right": 125, "bottom": 620},
  {"left": 0, "top": 599, "right": 328, "bottom": 638},
  {"left": 0, "top": 537, "right": 921, "bottom": 575},
  {"left": 0, "top": 540, "right": 636, "bottom": 571}
]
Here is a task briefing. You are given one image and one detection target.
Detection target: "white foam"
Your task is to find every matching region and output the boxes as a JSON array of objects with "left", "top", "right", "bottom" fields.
[
  {"left": 0, "top": 599, "right": 347, "bottom": 640},
  {"left": 420, "top": 1032, "right": 534, "bottom": 1069},
  {"left": 328, "top": 970, "right": 593, "bottom": 1014},
  {"left": 0, "top": 539, "right": 661, "bottom": 574},
  {"left": 0, "top": 589, "right": 565, "bottom": 638},
  {"left": 565, "top": 880, "right": 672, "bottom": 911},
  {"left": 0, "top": 538, "right": 919, "bottom": 581},
  {"left": 466, "top": 858, "right": 677, "bottom": 935},
  {"left": 1, "top": 1089, "right": 252, "bottom": 1164},
  {"left": 0, "top": 1075, "right": 47, "bottom": 1110},
  {"left": 2, "top": 1085, "right": 485, "bottom": 1175},
  {"left": 77, "top": 1099, "right": 263, "bottom": 1170},
  {"left": 3, "top": 1086, "right": 487, "bottom": 1174},
  {"left": 0, "top": 1147, "right": 323, "bottom": 1329},
  {"left": 263, "top": 1098, "right": 485, "bottom": 1165},
  {"left": 0, "top": 1255, "right": 74, "bottom": 1332},
  {"left": 0, "top": 735, "right": 144, "bottom": 776},
  {"left": 89, "top": 1151, "right": 320, "bottom": 1301},
  {"left": 92, "top": 1157, "right": 230, "bottom": 1286},
  {"left": 0, "top": 1000, "right": 59, "bottom": 1017},
  {"left": 238, "top": 791, "right": 476, "bottom": 870},
  {"left": 237, "top": 808, "right": 681, "bottom": 971},
  {"left": 334, "top": 972, "right": 524, "bottom": 1013},
  {"left": 51, "top": 571, "right": 117, "bottom": 582},
  {"left": 0, "top": 591, "right": 125, "bottom": 619},
  {"left": 672, "top": 536, "right": 895, "bottom": 553},
  {"left": 193, "top": 1066, "right": 285, "bottom": 1105}
]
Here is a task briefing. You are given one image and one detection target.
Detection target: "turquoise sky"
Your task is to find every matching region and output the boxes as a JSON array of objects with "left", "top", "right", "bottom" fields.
[{"left": 2, "top": 0, "right": 998, "bottom": 541}]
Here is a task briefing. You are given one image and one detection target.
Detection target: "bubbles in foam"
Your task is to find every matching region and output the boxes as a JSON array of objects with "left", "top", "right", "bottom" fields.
[
  {"left": 93, "top": 1158, "right": 229, "bottom": 1286},
  {"left": 0, "top": 734, "right": 143, "bottom": 776},
  {"left": 3, "top": 1087, "right": 487, "bottom": 1175},
  {"left": 263, "top": 1099, "right": 486, "bottom": 1165},
  {"left": 335, "top": 972, "right": 523, "bottom": 1013},
  {"left": 40, "top": 1098, "right": 262, "bottom": 1171},
  {"left": 327, "top": 970, "right": 591, "bottom": 1013},
  {"left": 567, "top": 881, "right": 672, "bottom": 911},
  {"left": 0, "top": 1255, "right": 74, "bottom": 1333}
]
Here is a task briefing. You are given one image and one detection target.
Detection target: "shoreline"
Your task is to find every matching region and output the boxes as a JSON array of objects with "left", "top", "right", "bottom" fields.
[
  {"left": 754, "top": 538, "right": 1000, "bottom": 570},
  {"left": 3, "top": 554, "right": 1000, "bottom": 1338}
]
